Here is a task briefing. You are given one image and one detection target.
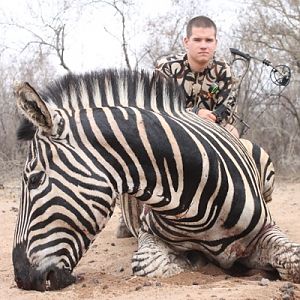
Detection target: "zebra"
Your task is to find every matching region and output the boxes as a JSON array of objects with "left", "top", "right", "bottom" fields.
[
  {"left": 116, "top": 138, "right": 276, "bottom": 238},
  {"left": 13, "top": 69, "right": 300, "bottom": 291}
]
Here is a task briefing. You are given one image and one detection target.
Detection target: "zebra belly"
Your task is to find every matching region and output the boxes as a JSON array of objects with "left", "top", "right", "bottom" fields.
[{"left": 141, "top": 208, "right": 270, "bottom": 269}]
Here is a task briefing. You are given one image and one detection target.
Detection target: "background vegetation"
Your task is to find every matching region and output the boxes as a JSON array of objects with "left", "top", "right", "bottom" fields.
[{"left": 0, "top": 0, "right": 299, "bottom": 180}]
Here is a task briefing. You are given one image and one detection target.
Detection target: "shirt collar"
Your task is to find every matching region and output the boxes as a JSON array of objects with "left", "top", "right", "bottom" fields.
[{"left": 184, "top": 54, "right": 214, "bottom": 74}]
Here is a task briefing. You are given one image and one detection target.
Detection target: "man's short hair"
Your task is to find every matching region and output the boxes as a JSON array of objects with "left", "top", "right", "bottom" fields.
[{"left": 186, "top": 16, "right": 217, "bottom": 38}]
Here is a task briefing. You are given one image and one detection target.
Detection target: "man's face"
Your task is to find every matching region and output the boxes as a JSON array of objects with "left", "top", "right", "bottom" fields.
[{"left": 184, "top": 26, "right": 217, "bottom": 68}]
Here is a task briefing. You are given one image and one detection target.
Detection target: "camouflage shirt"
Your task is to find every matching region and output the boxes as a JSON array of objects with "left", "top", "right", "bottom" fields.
[{"left": 155, "top": 53, "right": 236, "bottom": 123}]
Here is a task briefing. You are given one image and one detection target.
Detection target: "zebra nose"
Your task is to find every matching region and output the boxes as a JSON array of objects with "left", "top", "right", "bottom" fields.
[
  {"left": 14, "top": 265, "right": 47, "bottom": 291},
  {"left": 14, "top": 264, "right": 76, "bottom": 291},
  {"left": 13, "top": 243, "right": 42, "bottom": 290},
  {"left": 13, "top": 244, "right": 76, "bottom": 291},
  {"left": 44, "top": 267, "right": 76, "bottom": 290}
]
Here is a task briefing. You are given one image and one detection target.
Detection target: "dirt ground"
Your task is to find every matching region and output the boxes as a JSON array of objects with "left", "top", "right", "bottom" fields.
[{"left": 0, "top": 177, "right": 299, "bottom": 300}]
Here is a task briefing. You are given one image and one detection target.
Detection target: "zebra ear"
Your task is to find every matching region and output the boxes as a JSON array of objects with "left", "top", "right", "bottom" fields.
[{"left": 15, "top": 82, "right": 53, "bottom": 135}]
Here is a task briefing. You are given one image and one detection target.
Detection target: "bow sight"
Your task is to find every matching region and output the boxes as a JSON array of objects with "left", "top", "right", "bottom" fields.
[
  {"left": 228, "top": 48, "right": 292, "bottom": 135},
  {"left": 230, "top": 48, "right": 292, "bottom": 87}
]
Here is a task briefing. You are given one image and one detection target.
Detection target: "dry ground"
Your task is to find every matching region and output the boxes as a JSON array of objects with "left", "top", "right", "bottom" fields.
[{"left": 0, "top": 178, "right": 299, "bottom": 300}]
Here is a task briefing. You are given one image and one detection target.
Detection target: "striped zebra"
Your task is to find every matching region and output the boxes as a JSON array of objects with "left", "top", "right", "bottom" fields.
[
  {"left": 13, "top": 69, "right": 300, "bottom": 291},
  {"left": 117, "top": 138, "right": 276, "bottom": 238},
  {"left": 239, "top": 138, "right": 275, "bottom": 203}
]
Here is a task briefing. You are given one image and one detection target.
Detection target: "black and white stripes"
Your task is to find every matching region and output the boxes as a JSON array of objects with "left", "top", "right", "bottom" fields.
[{"left": 13, "top": 69, "right": 299, "bottom": 291}]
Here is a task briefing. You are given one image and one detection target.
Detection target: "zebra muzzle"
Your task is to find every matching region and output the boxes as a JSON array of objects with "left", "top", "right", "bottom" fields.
[
  {"left": 14, "top": 264, "right": 76, "bottom": 291},
  {"left": 13, "top": 243, "right": 76, "bottom": 291}
]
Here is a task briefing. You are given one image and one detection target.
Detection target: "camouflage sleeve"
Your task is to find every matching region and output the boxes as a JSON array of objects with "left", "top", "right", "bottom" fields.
[
  {"left": 212, "top": 63, "right": 236, "bottom": 122},
  {"left": 155, "top": 59, "right": 175, "bottom": 79}
]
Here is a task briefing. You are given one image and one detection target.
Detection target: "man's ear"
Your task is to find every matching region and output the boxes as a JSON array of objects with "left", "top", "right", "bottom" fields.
[
  {"left": 14, "top": 82, "right": 63, "bottom": 135},
  {"left": 183, "top": 37, "right": 189, "bottom": 49}
]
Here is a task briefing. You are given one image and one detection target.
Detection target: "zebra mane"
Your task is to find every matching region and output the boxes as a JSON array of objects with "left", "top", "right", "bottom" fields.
[{"left": 17, "top": 69, "right": 186, "bottom": 140}]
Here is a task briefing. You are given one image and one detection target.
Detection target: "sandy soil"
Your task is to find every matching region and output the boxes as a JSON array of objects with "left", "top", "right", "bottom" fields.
[{"left": 0, "top": 178, "right": 299, "bottom": 300}]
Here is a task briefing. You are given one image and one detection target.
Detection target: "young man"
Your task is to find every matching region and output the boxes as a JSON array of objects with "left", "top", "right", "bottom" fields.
[{"left": 156, "top": 16, "right": 239, "bottom": 137}]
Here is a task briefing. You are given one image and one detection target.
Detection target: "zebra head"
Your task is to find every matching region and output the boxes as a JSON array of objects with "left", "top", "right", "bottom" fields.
[{"left": 13, "top": 82, "right": 116, "bottom": 291}]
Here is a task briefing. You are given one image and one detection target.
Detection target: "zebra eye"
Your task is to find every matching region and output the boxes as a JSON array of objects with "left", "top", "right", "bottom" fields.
[{"left": 28, "top": 171, "right": 44, "bottom": 190}]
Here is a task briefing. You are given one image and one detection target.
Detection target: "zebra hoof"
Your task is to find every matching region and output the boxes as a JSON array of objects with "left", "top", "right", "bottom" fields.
[
  {"left": 275, "top": 253, "right": 300, "bottom": 283},
  {"left": 132, "top": 231, "right": 189, "bottom": 277},
  {"left": 132, "top": 251, "right": 187, "bottom": 278},
  {"left": 133, "top": 261, "right": 185, "bottom": 278},
  {"left": 116, "top": 222, "right": 133, "bottom": 238}
]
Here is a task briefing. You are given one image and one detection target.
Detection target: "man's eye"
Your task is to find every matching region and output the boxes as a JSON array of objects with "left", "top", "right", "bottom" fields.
[{"left": 28, "top": 171, "right": 44, "bottom": 190}]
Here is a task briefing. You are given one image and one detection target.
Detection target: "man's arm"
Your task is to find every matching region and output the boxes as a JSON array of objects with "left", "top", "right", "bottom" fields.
[{"left": 212, "top": 64, "right": 236, "bottom": 123}]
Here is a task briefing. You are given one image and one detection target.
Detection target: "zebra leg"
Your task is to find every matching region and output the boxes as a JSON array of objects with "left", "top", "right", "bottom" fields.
[
  {"left": 116, "top": 195, "right": 143, "bottom": 238},
  {"left": 116, "top": 214, "right": 133, "bottom": 238},
  {"left": 240, "top": 138, "right": 275, "bottom": 203},
  {"left": 241, "top": 225, "right": 300, "bottom": 283},
  {"left": 257, "top": 149, "right": 275, "bottom": 203},
  {"left": 132, "top": 230, "right": 191, "bottom": 277},
  {"left": 115, "top": 195, "right": 133, "bottom": 238}
]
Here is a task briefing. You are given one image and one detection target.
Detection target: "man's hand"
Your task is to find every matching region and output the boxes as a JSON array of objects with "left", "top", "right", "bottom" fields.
[{"left": 197, "top": 109, "right": 217, "bottom": 122}]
